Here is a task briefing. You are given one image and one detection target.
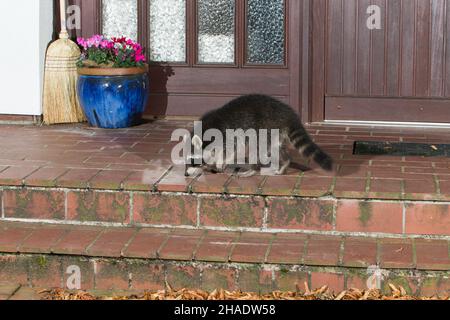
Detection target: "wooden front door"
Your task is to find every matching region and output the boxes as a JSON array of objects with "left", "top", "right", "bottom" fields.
[
  {"left": 77, "top": 0, "right": 303, "bottom": 118},
  {"left": 310, "top": 0, "right": 450, "bottom": 124}
]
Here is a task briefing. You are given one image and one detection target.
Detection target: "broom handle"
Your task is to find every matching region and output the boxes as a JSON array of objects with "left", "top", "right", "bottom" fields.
[{"left": 59, "top": 0, "right": 69, "bottom": 39}]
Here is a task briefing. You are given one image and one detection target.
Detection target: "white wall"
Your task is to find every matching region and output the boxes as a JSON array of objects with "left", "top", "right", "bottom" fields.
[{"left": 0, "top": 0, "right": 53, "bottom": 116}]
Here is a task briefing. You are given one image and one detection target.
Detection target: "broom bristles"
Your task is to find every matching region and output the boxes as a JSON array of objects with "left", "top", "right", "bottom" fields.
[{"left": 43, "top": 38, "right": 86, "bottom": 125}]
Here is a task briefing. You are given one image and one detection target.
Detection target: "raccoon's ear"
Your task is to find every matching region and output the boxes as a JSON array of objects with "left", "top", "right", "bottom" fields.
[{"left": 192, "top": 135, "right": 203, "bottom": 149}]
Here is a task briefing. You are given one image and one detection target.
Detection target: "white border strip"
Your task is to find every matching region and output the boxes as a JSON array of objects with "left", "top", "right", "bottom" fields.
[{"left": 323, "top": 120, "right": 450, "bottom": 129}]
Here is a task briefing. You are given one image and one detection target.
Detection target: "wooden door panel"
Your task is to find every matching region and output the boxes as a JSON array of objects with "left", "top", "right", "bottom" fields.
[
  {"left": 149, "top": 67, "right": 290, "bottom": 95},
  {"left": 150, "top": 94, "right": 289, "bottom": 116},
  {"left": 430, "top": 0, "right": 446, "bottom": 97},
  {"left": 312, "top": 0, "right": 450, "bottom": 123},
  {"left": 324, "top": 0, "right": 450, "bottom": 98},
  {"left": 400, "top": 0, "right": 415, "bottom": 97},
  {"left": 326, "top": 97, "right": 450, "bottom": 123},
  {"left": 385, "top": 0, "right": 401, "bottom": 97}
]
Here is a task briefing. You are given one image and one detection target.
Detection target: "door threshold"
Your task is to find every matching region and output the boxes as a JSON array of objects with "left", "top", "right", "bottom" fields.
[{"left": 321, "top": 120, "right": 450, "bottom": 129}]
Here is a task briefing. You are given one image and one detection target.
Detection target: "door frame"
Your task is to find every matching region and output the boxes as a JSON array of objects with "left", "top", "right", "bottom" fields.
[{"left": 71, "top": 0, "right": 309, "bottom": 120}]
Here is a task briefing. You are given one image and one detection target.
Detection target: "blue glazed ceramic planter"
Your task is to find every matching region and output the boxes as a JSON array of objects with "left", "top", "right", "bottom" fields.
[{"left": 77, "top": 67, "right": 149, "bottom": 129}]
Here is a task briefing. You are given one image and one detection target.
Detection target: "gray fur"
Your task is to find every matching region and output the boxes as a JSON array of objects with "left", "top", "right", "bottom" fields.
[{"left": 185, "top": 94, "right": 333, "bottom": 176}]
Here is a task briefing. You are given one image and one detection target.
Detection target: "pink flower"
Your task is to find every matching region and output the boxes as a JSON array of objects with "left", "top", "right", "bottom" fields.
[
  {"left": 100, "top": 39, "right": 114, "bottom": 50},
  {"left": 112, "top": 36, "right": 127, "bottom": 44},
  {"left": 78, "top": 35, "right": 146, "bottom": 67},
  {"left": 77, "top": 37, "right": 88, "bottom": 49},
  {"left": 84, "top": 35, "right": 105, "bottom": 48},
  {"left": 135, "top": 54, "right": 146, "bottom": 63}
]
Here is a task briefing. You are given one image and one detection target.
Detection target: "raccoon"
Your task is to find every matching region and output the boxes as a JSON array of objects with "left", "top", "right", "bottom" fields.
[{"left": 185, "top": 94, "right": 333, "bottom": 177}]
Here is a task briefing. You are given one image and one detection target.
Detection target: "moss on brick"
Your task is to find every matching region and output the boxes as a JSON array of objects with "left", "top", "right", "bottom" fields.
[
  {"left": 36, "top": 256, "right": 48, "bottom": 269},
  {"left": 166, "top": 265, "right": 201, "bottom": 290},
  {"left": 201, "top": 197, "right": 261, "bottom": 228},
  {"left": 358, "top": 202, "right": 373, "bottom": 227},
  {"left": 5, "top": 190, "right": 65, "bottom": 220},
  {"left": 269, "top": 198, "right": 334, "bottom": 229},
  {"left": 238, "top": 267, "right": 274, "bottom": 294},
  {"left": 72, "top": 192, "right": 129, "bottom": 223},
  {"left": 133, "top": 194, "right": 196, "bottom": 226}
]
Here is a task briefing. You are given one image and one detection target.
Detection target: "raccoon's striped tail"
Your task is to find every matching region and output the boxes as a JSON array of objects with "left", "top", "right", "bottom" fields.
[{"left": 289, "top": 125, "right": 334, "bottom": 171}]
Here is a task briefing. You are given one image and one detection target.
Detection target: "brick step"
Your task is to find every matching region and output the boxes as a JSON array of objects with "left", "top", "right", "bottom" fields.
[
  {"left": 0, "top": 186, "right": 449, "bottom": 237},
  {"left": 1, "top": 254, "right": 449, "bottom": 297},
  {"left": 0, "top": 222, "right": 449, "bottom": 296}
]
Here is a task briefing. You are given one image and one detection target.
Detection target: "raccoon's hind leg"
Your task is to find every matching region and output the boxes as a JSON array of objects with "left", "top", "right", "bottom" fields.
[
  {"left": 275, "top": 145, "right": 291, "bottom": 175},
  {"left": 259, "top": 141, "right": 291, "bottom": 176},
  {"left": 264, "top": 144, "right": 290, "bottom": 175}
]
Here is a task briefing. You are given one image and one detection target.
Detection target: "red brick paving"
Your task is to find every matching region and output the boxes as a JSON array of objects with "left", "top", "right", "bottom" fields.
[
  {"left": 0, "top": 122, "right": 448, "bottom": 202},
  {"left": 335, "top": 200, "right": 403, "bottom": 234},
  {"left": 122, "top": 228, "right": 171, "bottom": 259},
  {"left": 24, "top": 167, "right": 68, "bottom": 187},
  {"left": 88, "top": 169, "right": 132, "bottom": 190},
  {"left": 122, "top": 168, "right": 164, "bottom": 191},
  {"left": 156, "top": 166, "right": 193, "bottom": 193},
  {"left": 19, "top": 225, "right": 68, "bottom": 253},
  {"left": 5, "top": 220, "right": 444, "bottom": 271},
  {"left": 158, "top": 229, "right": 205, "bottom": 261},
  {"left": 195, "top": 230, "right": 239, "bottom": 263},
  {"left": 266, "top": 233, "right": 306, "bottom": 264},
  {"left": 56, "top": 168, "right": 101, "bottom": 189},
  {"left": 414, "top": 239, "right": 450, "bottom": 271},
  {"left": 0, "top": 224, "right": 35, "bottom": 252},
  {"left": 379, "top": 238, "right": 415, "bottom": 269},
  {"left": 6, "top": 286, "right": 42, "bottom": 300},
  {"left": 261, "top": 176, "right": 300, "bottom": 196},
  {"left": 405, "top": 203, "right": 450, "bottom": 236},
  {"left": 0, "top": 220, "right": 448, "bottom": 296},
  {"left": 304, "top": 235, "right": 343, "bottom": 266},
  {"left": 52, "top": 226, "right": 103, "bottom": 255},
  {"left": 0, "top": 122, "right": 449, "bottom": 295},
  {"left": 0, "top": 283, "right": 21, "bottom": 300},
  {"left": 342, "top": 237, "right": 378, "bottom": 268},
  {"left": 230, "top": 233, "right": 274, "bottom": 264},
  {"left": 191, "top": 173, "right": 230, "bottom": 194},
  {"left": 225, "top": 176, "right": 266, "bottom": 195},
  {"left": 87, "top": 228, "right": 137, "bottom": 257},
  {"left": 0, "top": 166, "right": 40, "bottom": 186}
]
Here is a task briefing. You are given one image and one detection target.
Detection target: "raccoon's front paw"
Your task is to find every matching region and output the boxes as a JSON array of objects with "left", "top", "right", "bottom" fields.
[{"left": 185, "top": 167, "right": 203, "bottom": 177}]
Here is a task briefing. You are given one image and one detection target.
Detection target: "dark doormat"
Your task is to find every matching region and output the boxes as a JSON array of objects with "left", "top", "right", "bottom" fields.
[{"left": 354, "top": 141, "right": 450, "bottom": 157}]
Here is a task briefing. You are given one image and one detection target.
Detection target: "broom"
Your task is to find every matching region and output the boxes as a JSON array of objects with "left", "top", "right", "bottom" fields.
[{"left": 42, "top": 0, "right": 86, "bottom": 124}]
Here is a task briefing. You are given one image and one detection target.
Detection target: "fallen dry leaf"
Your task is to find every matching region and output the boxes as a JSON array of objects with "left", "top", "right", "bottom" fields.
[{"left": 39, "top": 283, "right": 450, "bottom": 301}]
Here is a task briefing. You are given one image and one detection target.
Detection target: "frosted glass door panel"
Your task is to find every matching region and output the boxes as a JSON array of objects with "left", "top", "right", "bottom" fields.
[
  {"left": 149, "top": 0, "right": 187, "bottom": 63},
  {"left": 198, "top": 0, "right": 235, "bottom": 64},
  {"left": 102, "top": 0, "right": 138, "bottom": 40},
  {"left": 247, "top": 0, "right": 285, "bottom": 65}
]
